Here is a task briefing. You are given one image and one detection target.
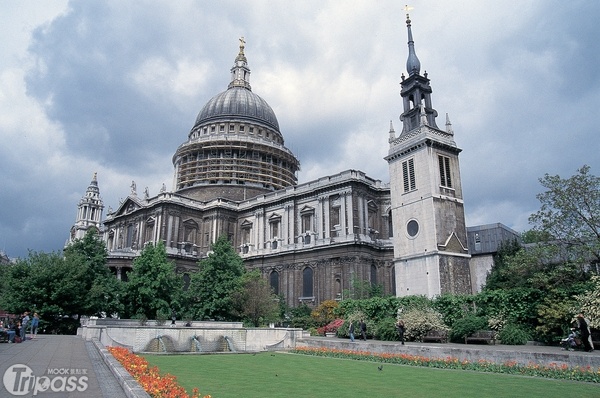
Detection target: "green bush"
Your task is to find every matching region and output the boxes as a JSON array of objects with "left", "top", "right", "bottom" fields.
[
  {"left": 433, "top": 294, "right": 476, "bottom": 328},
  {"left": 499, "top": 324, "right": 531, "bottom": 345},
  {"left": 450, "top": 315, "right": 488, "bottom": 343},
  {"left": 402, "top": 307, "right": 449, "bottom": 342},
  {"left": 155, "top": 309, "right": 169, "bottom": 326},
  {"left": 373, "top": 317, "right": 399, "bottom": 341}
]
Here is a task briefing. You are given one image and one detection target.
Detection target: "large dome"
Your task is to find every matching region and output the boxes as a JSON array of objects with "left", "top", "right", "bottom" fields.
[
  {"left": 172, "top": 39, "right": 300, "bottom": 201},
  {"left": 194, "top": 87, "right": 279, "bottom": 131}
]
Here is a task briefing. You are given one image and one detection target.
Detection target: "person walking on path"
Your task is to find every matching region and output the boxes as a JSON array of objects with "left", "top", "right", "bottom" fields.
[
  {"left": 349, "top": 321, "right": 355, "bottom": 342},
  {"left": 20, "top": 312, "right": 30, "bottom": 342},
  {"left": 30, "top": 313, "right": 40, "bottom": 339},
  {"left": 577, "top": 313, "right": 594, "bottom": 352},
  {"left": 359, "top": 319, "right": 367, "bottom": 341},
  {"left": 396, "top": 319, "right": 405, "bottom": 345}
]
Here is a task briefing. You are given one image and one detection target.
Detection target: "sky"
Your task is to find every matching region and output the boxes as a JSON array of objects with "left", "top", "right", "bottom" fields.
[{"left": 1, "top": 0, "right": 599, "bottom": 259}]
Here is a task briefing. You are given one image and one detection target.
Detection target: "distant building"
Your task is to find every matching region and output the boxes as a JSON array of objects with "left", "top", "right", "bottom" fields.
[
  {"left": 467, "top": 223, "right": 521, "bottom": 292},
  {"left": 66, "top": 172, "right": 104, "bottom": 246},
  {"left": 68, "top": 14, "right": 519, "bottom": 306}
]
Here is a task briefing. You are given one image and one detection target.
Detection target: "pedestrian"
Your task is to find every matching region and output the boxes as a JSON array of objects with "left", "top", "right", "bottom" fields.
[
  {"left": 576, "top": 313, "right": 594, "bottom": 352},
  {"left": 396, "top": 319, "right": 405, "bottom": 345},
  {"left": 360, "top": 319, "right": 367, "bottom": 341},
  {"left": 171, "top": 309, "right": 177, "bottom": 327},
  {"left": 30, "top": 313, "right": 40, "bottom": 339},
  {"left": 20, "top": 312, "right": 30, "bottom": 342},
  {"left": 349, "top": 321, "right": 355, "bottom": 342},
  {"left": 6, "top": 320, "right": 16, "bottom": 343},
  {"left": 14, "top": 321, "right": 21, "bottom": 343}
]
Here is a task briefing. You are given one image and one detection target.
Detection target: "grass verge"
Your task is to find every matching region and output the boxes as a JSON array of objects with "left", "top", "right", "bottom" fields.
[{"left": 143, "top": 352, "right": 600, "bottom": 398}]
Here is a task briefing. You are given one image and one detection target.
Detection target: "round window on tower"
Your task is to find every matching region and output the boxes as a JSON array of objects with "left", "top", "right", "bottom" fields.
[{"left": 406, "top": 219, "right": 419, "bottom": 238}]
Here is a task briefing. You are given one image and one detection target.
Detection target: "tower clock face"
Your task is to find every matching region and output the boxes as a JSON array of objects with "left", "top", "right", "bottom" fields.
[{"left": 407, "top": 219, "right": 419, "bottom": 237}]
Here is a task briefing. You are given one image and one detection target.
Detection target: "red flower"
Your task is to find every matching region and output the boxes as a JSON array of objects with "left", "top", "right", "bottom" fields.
[{"left": 107, "top": 346, "right": 210, "bottom": 398}]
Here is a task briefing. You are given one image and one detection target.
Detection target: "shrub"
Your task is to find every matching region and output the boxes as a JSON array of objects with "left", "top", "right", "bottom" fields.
[
  {"left": 499, "top": 324, "right": 531, "bottom": 345},
  {"left": 450, "top": 315, "right": 488, "bottom": 343},
  {"left": 373, "top": 317, "right": 399, "bottom": 341},
  {"left": 135, "top": 313, "right": 148, "bottom": 326},
  {"left": 155, "top": 309, "right": 169, "bottom": 326},
  {"left": 402, "top": 307, "right": 449, "bottom": 342},
  {"left": 311, "top": 300, "right": 339, "bottom": 325},
  {"left": 317, "top": 318, "right": 344, "bottom": 335}
]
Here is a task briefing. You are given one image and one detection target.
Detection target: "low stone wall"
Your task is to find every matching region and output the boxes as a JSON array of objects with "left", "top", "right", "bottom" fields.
[
  {"left": 297, "top": 338, "right": 600, "bottom": 369},
  {"left": 78, "top": 319, "right": 303, "bottom": 353}
]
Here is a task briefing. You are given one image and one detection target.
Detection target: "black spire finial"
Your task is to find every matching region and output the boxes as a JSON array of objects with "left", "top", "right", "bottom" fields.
[{"left": 404, "top": 5, "right": 421, "bottom": 76}]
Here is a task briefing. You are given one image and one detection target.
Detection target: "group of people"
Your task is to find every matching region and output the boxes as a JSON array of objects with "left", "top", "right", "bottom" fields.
[
  {"left": 0, "top": 311, "right": 40, "bottom": 343},
  {"left": 347, "top": 319, "right": 406, "bottom": 344},
  {"left": 348, "top": 319, "right": 368, "bottom": 342}
]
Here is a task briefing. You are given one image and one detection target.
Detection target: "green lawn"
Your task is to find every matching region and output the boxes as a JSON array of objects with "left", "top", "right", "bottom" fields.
[{"left": 143, "top": 352, "right": 600, "bottom": 398}]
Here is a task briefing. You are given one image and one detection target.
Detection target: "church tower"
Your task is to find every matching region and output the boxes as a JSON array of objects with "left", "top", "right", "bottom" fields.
[
  {"left": 386, "top": 12, "right": 471, "bottom": 297},
  {"left": 67, "top": 173, "right": 104, "bottom": 244}
]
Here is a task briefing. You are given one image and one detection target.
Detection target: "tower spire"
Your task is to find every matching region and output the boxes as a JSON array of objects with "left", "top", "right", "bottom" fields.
[
  {"left": 405, "top": 6, "right": 421, "bottom": 76},
  {"left": 397, "top": 8, "right": 439, "bottom": 132},
  {"left": 228, "top": 37, "right": 252, "bottom": 90},
  {"left": 66, "top": 173, "right": 104, "bottom": 247}
]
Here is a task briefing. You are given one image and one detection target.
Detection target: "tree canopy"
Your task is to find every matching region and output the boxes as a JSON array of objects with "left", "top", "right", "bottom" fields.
[
  {"left": 230, "top": 270, "right": 279, "bottom": 327},
  {"left": 0, "top": 229, "right": 122, "bottom": 333},
  {"left": 125, "top": 242, "right": 183, "bottom": 319},
  {"left": 529, "top": 165, "right": 600, "bottom": 267},
  {"left": 185, "top": 235, "right": 245, "bottom": 321}
]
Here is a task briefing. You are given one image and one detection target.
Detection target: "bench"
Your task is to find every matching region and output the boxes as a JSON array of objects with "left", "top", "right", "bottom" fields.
[
  {"left": 465, "top": 330, "right": 496, "bottom": 345},
  {"left": 422, "top": 330, "right": 449, "bottom": 343}
]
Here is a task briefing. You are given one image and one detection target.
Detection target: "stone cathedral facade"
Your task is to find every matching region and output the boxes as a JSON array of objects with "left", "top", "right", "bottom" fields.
[{"left": 69, "top": 14, "right": 478, "bottom": 308}]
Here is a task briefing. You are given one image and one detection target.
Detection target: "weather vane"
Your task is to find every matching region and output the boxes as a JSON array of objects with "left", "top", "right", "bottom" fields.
[
  {"left": 239, "top": 36, "right": 246, "bottom": 54},
  {"left": 404, "top": 4, "right": 414, "bottom": 23}
]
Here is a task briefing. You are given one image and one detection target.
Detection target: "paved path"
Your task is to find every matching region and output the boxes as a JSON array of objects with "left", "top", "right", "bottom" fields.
[{"left": 0, "top": 335, "right": 126, "bottom": 397}]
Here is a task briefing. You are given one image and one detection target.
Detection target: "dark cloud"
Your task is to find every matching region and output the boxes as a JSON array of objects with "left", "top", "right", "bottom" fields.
[{"left": 2, "top": 0, "right": 600, "bottom": 258}]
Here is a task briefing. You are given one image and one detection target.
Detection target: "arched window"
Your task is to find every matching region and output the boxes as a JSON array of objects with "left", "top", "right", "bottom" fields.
[
  {"left": 302, "top": 267, "right": 313, "bottom": 298},
  {"left": 270, "top": 271, "right": 280, "bottom": 295}
]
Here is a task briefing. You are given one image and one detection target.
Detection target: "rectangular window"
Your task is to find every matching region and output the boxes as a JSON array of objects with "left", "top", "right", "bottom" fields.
[
  {"left": 301, "top": 214, "right": 312, "bottom": 233},
  {"left": 402, "top": 158, "right": 416, "bottom": 192},
  {"left": 270, "top": 221, "right": 279, "bottom": 239},
  {"left": 439, "top": 155, "right": 452, "bottom": 188}
]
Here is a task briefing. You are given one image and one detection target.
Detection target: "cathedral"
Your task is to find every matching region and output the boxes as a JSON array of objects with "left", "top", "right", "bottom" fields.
[{"left": 68, "top": 14, "right": 508, "bottom": 308}]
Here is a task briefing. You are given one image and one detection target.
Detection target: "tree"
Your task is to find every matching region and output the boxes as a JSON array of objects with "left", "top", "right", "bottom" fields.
[
  {"left": 63, "top": 228, "right": 123, "bottom": 318},
  {"left": 575, "top": 274, "right": 600, "bottom": 328},
  {"left": 126, "top": 242, "right": 182, "bottom": 319},
  {"left": 1, "top": 251, "right": 87, "bottom": 334},
  {"left": 484, "top": 238, "right": 522, "bottom": 290},
  {"left": 185, "top": 235, "right": 245, "bottom": 321},
  {"left": 231, "top": 271, "right": 279, "bottom": 327},
  {"left": 529, "top": 165, "right": 600, "bottom": 267}
]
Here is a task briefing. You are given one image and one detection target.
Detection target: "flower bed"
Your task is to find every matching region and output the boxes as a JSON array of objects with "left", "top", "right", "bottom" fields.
[
  {"left": 107, "top": 346, "right": 210, "bottom": 398},
  {"left": 290, "top": 346, "right": 600, "bottom": 383},
  {"left": 317, "top": 318, "right": 344, "bottom": 336}
]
